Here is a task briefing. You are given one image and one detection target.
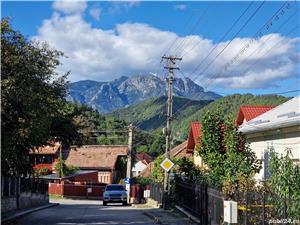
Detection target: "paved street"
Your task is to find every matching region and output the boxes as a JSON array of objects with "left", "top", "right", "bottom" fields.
[{"left": 14, "top": 199, "right": 158, "bottom": 225}]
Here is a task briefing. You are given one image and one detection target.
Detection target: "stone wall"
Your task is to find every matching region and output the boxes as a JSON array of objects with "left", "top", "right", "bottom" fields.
[{"left": 1, "top": 177, "right": 49, "bottom": 214}]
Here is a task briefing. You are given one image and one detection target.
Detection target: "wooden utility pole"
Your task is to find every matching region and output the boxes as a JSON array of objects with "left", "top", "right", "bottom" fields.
[
  {"left": 161, "top": 55, "right": 182, "bottom": 210},
  {"left": 126, "top": 123, "right": 133, "bottom": 203},
  {"left": 59, "top": 142, "right": 63, "bottom": 179}
]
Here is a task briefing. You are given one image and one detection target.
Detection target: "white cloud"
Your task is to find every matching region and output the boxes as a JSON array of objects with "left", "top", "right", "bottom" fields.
[
  {"left": 89, "top": 7, "right": 101, "bottom": 21},
  {"left": 53, "top": 0, "right": 87, "bottom": 14},
  {"left": 108, "top": 1, "right": 140, "bottom": 15},
  {"left": 173, "top": 4, "right": 187, "bottom": 11},
  {"left": 34, "top": 11, "right": 299, "bottom": 90}
]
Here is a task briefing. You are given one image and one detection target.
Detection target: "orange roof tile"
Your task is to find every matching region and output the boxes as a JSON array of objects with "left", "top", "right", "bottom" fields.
[
  {"left": 187, "top": 122, "right": 201, "bottom": 150},
  {"left": 135, "top": 152, "right": 153, "bottom": 164},
  {"left": 64, "top": 145, "right": 128, "bottom": 170},
  {"left": 236, "top": 105, "right": 274, "bottom": 126},
  {"left": 30, "top": 142, "right": 61, "bottom": 155}
]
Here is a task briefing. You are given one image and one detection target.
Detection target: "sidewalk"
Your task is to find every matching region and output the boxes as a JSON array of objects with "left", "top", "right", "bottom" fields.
[
  {"left": 143, "top": 207, "right": 198, "bottom": 225},
  {"left": 2, "top": 203, "right": 59, "bottom": 224}
]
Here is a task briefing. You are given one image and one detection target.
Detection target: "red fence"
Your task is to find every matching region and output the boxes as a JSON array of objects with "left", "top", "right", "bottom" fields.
[{"left": 49, "top": 183, "right": 105, "bottom": 199}]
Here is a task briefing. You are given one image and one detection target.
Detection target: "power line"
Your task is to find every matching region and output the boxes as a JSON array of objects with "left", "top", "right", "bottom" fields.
[
  {"left": 181, "top": 1, "right": 254, "bottom": 63},
  {"left": 170, "top": 1, "right": 296, "bottom": 119},
  {"left": 195, "top": 1, "right": 266, "bottom": 78},
  {"left": 173, "top": 6, "right": 210, "bottom": 57},
  {"left": 224, "top": 6, "right": 299, "bottom": 77}
]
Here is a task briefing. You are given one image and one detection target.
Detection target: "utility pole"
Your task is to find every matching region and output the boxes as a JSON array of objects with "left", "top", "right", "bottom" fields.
[
  {"left": 126, "top": 123, "right": 133, "bottom": 203},
  {"left": 161, "top": 55, "right": 182, "bottom": 210},
  {"left": 59, "top": 142, "right": 63, "bottom": 179}
]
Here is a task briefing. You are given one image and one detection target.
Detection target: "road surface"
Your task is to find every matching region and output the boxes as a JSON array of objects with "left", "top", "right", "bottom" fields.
[{"left": 15, "top": 199, "right": 157, "bottom": 225}]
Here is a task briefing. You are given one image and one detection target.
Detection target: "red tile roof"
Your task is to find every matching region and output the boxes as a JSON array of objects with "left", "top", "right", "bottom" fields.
[
  {"left": 236, "top": 106, "right": 274, "bottom": 126},
  {"left": 64, "top": 145, "right": 128, "bottom": 170},
  {"left": 187, "top": 122, "right": 201, "bottom": 151},
  {"left": 30, "top": 142, "right": 61, "bottom": 155},
  {"left": 135, "top": 152, "right": 153, "bottom": 164}
]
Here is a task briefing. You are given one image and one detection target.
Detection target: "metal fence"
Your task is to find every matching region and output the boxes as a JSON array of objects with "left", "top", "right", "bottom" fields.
[
  {"left": 1, "top": 177, "right": 48, "bottom": 197},
  {"left": 149, "top": 182, "right": 163, "bottom": 205},
  {"left": 233, "top": 191, "right": 300, "bottom": 225},
  {"left": 173, "top": 180, "right": 300, "bottom": 225},
  {"left": 174, "top": 181, "right": 209, "bottom": 225}
]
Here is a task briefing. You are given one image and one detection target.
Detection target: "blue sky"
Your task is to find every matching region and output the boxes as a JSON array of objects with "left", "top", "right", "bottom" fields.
[{"left": 2, "top": 1, "right": 300, "bottom": 97}]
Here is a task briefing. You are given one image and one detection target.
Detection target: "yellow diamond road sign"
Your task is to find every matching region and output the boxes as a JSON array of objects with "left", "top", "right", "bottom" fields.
[{"left": 160, "top": 158, "right": 174, "bottom": 172}]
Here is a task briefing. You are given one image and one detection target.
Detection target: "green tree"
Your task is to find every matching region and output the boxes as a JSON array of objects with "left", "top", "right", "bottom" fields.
[
  {"left": 269, "top": 148, "right": 300, "bottom": 219},
  {"left": 1, "top": 19, "right": 82, "bottom": 176},
  {"left": 196, "top": 110, "right": 261, "bottom": 193}
]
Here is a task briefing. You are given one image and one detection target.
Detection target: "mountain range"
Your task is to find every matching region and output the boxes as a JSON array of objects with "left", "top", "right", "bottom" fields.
[{"left": 67, "top": 75, "right": 221, "bottom": 113}]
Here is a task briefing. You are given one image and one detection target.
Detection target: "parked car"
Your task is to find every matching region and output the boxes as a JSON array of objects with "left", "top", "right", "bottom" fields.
[{"left": 103, "top": 184, "right": 128, "bottom": 206}]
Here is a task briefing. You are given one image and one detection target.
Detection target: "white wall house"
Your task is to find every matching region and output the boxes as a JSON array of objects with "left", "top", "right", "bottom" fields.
[
  {"left": 239, "top": 96, "right": 300, "bottom": 181},
  {"left": 132, "top": 161, "right": 148, "bottom": 177}
]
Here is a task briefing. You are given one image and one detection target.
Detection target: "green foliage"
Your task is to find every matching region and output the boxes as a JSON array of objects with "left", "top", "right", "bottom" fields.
[
  {"left": 197, "top": 110, "right": 261, "bottom": 195},
  {"left": 172, "top": 94, "right": 288, "bottom": 140},
  {"left": 151, "top": 155, "right": 165, "bottom": 183},
  {"left": 269, "top": 149, "right": 300, "bottom": 219},
  {"left": 55, "top": 159, "right": 79, "bottom": 178},
  {"left": 174, "top": 157, "right": 204, "bottom": 184},
  {"left": 110, "top": 96, "right": 211, "bottom": 131},
  {"left": 35, "top": 167, "right": 51, "bottom": 176},
  {"left": 1, "top": 18, "right": 83, "bottom": 176}
]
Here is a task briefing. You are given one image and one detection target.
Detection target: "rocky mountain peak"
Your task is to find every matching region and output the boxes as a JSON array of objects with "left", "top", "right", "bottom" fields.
[{"left": 67, "top": 74, "right": 221, "bottom": 113}]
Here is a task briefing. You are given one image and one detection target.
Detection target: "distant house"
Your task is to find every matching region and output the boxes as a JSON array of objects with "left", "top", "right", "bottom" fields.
[
  {"left": 235, "top": 105, "right": 274, "bottom": 127},
  {"left": 186, "top": 122, "right": 205, "bottom": 168},
  {"left": 30, "top": 142, "right": 61, "bottom": 172},
  {"left": 132, "top": 153, "right": 153, "bottom": 177},
  {"left": 138, "top": 162, "right": 154, "bottom": 178},
  {"left": 239, "top": 96, "right": 300, "bottom": 181},
  {"left": 63, "top": 145, "right": 128, "bottom": 184}
]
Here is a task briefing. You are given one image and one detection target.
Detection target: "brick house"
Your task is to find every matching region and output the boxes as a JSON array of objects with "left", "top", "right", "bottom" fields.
[
  {"left": 63, "top": 145, "right": 128, "bottom": 184},
  {"left": 30, "top": 142, "right": 61, "bottom": 173}
]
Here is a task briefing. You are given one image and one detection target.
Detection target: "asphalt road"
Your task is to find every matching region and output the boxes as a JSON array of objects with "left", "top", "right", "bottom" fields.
[{"left": 14, "top": 199, "right": 157, "bottom": 225}]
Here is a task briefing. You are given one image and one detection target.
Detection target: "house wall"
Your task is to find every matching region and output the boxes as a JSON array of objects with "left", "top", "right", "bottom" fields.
[
  {"left": 49, "top": 183, "right": 105, "bottom": 199},
  {"left": 71, "top": 172, "right": 99, "bottom": 183},
  {"left": 246, "top": 126, "right": 300, "bottom": 181},
  {"left": 98, "top": 171, "right": 112, "bottom": 184},
  {"left": 193, "top": 151, "right": 206, "bottom": 169},
  {"left": 132, "top": 161, "right": 147, "bottom": 177}
]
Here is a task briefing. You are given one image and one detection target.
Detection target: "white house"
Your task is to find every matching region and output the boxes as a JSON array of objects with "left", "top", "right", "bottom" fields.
[
  {"left": 239, "top": 96, "right": 300, "bottom": 181},
  {"left": 132, "top": 153, "right": 153, "bottom": 177}
]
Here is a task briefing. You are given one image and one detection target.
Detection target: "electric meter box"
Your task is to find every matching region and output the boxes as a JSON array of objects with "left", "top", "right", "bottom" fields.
[{"left": 224, "top": 200, "right": 238, "bottom": 223}]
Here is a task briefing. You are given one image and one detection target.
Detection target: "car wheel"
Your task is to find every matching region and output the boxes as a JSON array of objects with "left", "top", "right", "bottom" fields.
[
  {"left": 122, "top": 201, "right": 127, "bottom": 206},
  {"left": 103, "top": 201, "right": 107, "bottom": 206}
]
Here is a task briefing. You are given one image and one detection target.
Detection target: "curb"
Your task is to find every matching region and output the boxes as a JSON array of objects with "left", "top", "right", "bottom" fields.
[
  {"left": 2, "top": 203, "right": 59, "bottom": 224},
  {"left": 175, "top": 205, "right": 201, "bottom": 224},
  {"left": 143, "top": 211, "right": 162, "bottom": 224}
]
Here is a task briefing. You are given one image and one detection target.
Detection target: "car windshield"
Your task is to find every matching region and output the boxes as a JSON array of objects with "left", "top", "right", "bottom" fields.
[{"left": 106, "top": 185, "right": 125, "bottom": 191}]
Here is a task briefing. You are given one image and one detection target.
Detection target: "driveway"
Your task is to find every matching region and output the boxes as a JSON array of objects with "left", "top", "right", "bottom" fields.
[{"left": 14, "top": 199, "right": 158, "bottom": 225}]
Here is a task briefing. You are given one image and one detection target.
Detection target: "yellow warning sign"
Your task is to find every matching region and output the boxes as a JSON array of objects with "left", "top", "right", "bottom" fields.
[{"left": 160, "top": 158, "right": 174, "bottom": 172}]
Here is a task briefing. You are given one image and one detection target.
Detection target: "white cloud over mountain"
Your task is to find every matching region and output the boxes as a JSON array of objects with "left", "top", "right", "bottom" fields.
[{"left": 34, "top": 1, "right": 299, "bottom": 89}]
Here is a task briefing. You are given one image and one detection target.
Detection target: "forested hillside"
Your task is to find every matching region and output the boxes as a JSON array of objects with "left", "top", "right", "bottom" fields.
[
  {"left": 172, "top": 94, "right": 288, "bottom": 141},
  {"left": 109, "top": 96, "right": 212, "bottom": 130}
]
